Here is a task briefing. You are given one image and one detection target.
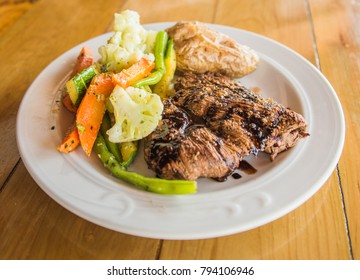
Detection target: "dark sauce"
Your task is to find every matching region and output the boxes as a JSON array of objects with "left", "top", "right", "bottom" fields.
[
  {"left": 180, "top": 107, "right": 206, "bottom": 128},
  {"left": 238, "top": 160, "right": 257, "bottom": 175},
  {"left": 232, "top": 172, "right": 242, "bottom": 179}
]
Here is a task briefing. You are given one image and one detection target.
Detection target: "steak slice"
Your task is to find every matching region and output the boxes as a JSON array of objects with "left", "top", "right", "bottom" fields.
[
  {"left": 173, "top": 72, "right": 309, "bottom": 160},
  {"left": 144, "top": 72, "right": 308, "bottom": 181},
  {"left": 144, "top": 100, "right": 246, "bottom": 181}
]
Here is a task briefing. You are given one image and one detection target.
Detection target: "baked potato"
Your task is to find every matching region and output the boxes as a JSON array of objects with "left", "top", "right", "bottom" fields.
[{"left": 166, "top": 21, "right": 259, "bottom": 78}]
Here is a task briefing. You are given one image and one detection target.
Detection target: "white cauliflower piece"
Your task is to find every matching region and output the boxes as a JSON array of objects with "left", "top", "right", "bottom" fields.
[
  {"left": 98, "top": 10, "right": 157, "bottom": 72},
  {"left": 107, "top": 86, "right": 164, "bottom": 143}
]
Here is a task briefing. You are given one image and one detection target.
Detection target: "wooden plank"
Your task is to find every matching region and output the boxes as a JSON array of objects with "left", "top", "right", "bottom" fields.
[
  {"left": 158, "top": 0, "right": 351, "bottom": 259},
  {"left": 0, "top": 1, "right": 33, "bottom": 35},
  {"left": 122, "top": 0, "right": 217, "bottom": 23},
  {"left": 0, "top": 162, "right": 160, "bottom": 259},
  {"left": 309, "top": 0, "right": 360, "bottom": 259},
  {"left": 0, "top": 0, "right": 124, "bottom": 187},
  {"left": 214, "top": 0, "right": 318, "bottom": 56}
]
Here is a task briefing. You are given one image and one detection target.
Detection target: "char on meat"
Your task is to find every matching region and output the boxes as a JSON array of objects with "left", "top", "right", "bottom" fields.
[
  {"left": 144, "top": 100, "right": 246, "bottom": 180},
  {"left": 144, "top": 72, "right": 308, "bottom": 181}
]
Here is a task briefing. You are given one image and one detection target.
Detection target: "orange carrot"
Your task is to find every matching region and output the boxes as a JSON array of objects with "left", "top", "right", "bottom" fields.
[
  {"left": 63, "top": 46, "right": 94, "bottom": 112},
  {"left": 112, "top": 57, "right": 155, "bottom": 88},
  {"left": 58, "top": 47, "right": 95, "bottom": 153},
  {"left": 76, "top": 73, "right": 115, "bottom": 156},
  {"left": 57, "top": 124, "right": 80, "bottom": 154},
  {"left": 73, "top": 46, "right": 94, "bottom": 76}
]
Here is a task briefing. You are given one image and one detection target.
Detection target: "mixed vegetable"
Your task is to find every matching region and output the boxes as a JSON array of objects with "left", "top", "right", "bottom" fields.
[{"left": 57, "top": 10, "right": 197, "bottom": 195}]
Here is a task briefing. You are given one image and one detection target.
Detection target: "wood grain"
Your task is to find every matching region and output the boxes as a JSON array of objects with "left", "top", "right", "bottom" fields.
[
  {"left": 0, "top": 1, "right": 34, "bottom": 34},
  {"left": 122, "top": 0, "right": 217, "bottom": 23},
  {"left": 309, "top": 0, "right": 360, "bottom": 260},
  {"left": 214, "top": 0, "right": 316, "bottom": 57}
]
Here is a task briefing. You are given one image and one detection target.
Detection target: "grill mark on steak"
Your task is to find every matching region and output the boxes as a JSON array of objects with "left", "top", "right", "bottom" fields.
[
  {"left": 144, "top": 100, "right": 245, "bottom": 181},
  {"left": 144, "top": 71, "right": 309, "bottom": 180},
  {"left": 173, "top": 72, "right": 309, "bottom": 160}
]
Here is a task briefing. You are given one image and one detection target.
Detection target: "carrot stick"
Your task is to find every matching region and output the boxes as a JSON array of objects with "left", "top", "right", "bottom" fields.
[
  {"left": 73, "top": 46, "right": 94, "bottom": 76},
  {"left": 57, "top": 123, "right": 80, "bottom": 154},
  {"left": 76, "top": 73, "right": 115, "bottom": 156},
  {"left": 112, "top": 57, "right": 155, "bottom": 88},
  {"left": 63, "top": 46, "right": 94, "bottom": 112},
  {"left": 58, "top": 47, "right": 96, "bottom": 154}
]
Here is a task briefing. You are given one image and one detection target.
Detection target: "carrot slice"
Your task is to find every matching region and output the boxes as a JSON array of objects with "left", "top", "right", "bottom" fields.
[
  {"left": 58, "top": 47, "right": 95, "bottom": 153},
  {"left": 112, "top": 57, "right": 155, "bottom": 88},
  {"left": 63, "top": 46, "right": 94, "bottom": 112},
  {"left": 73, "top": 46, "right": 94, "bottom": 76},
  {"left": 57, "top": 124, "right": 80, "bottom": 154},
  {"left": 76, "top": 73, "right": 115, "bottom": 156}
]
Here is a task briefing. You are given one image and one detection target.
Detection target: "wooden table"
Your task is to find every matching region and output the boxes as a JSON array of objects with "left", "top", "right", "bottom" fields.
[{"left": 0, "top": 0, "right": 359, "bottom": 260}]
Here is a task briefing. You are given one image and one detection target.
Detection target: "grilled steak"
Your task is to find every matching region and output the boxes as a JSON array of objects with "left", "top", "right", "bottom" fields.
[
  {"left": 173, "top": 72, "right": 309, "bottom": 159},
  {"left": 144, "top": 72, "right": 308, "bottom": 180},
  {"left": 144, "top": 100, "right": 246, "bottom": 180}
]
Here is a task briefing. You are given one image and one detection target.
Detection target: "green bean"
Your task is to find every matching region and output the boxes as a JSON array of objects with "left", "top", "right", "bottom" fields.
[
  {"left": 132, "top": 31, "right": 168, "bottom": 89},
  {"left": 165, "top": 38, "right": 174, "bottom": 58},
  {"left": 132, "top": 71, "right": 163, "bottom": 88},
  {"left": 100, "top": 112, "right": 122, "bottom": 162},
  {"left": 154, "top": 31, "right": 168, "bottom": 73},
  {"left": 140, "top": 85, "right": 152, "bottom": 93},
  {"left": 94, "top": 133, "right": 197, "bottom": 195},
  {"left": 119, "top": 140, "right": 138, "bottom": 168},
  {"left": 153, "top": 38, "right": 176, "bottom": 98}
]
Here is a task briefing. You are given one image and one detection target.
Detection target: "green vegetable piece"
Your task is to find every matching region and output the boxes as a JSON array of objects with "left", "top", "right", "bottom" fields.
[
  {"left": 132, "top": 71, "right": 163, "bottom": 88},
  {"left": 141, "top": 85, "right": 152, "bottom": 93},
  {"left": 100, "top": 112, "right": 122, "bottom": 162},
  {"left": 165, "top": 38, "right": 175, "bottom": 60},
  {"left": 76, "top": 123, "right": 85, "bottom": 133},
  {"left": 94, "top": 133, "right": 197, "bottom": 195},
  {"left": 153, "top": 38, "right": 176, "bottom": 98},
  {"left": 119, "top": 141, "right": 138, "bottom": 168},
  {"left": 132, "top": 31, "right": 168, "bottom": 89},
  {"left": 66, "top": 65, "right": 98, "bottom": 107},
  {"left": 154, "top": 31, "right": 168, "bottom": 73}
]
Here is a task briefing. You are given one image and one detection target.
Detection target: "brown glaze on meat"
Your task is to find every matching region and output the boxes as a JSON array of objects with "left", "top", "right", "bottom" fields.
[
  {"left": 144, "top": 72, "right": 309, "bottom": 180},
  {"left": 173, "top": 72, "right": 309, "bottom": 160},
  {"left": 144, "top": 100, "right": 246, "bottom": 181}
]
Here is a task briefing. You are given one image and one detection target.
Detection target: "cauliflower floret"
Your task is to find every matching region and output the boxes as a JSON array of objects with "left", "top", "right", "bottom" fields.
[
  {"left": 114, "top": 10, "right": 141, "bottom": 32},
  {"left": 106, "top": 86, "right": 163, "bottom": 143},
  {"left": 99, "top": 10, "right": 157, "bottom": 72}
]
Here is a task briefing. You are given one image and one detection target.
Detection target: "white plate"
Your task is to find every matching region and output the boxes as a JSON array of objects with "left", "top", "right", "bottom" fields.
[{"left": 16, "top": 23, "right": 345, "bottom": 240}]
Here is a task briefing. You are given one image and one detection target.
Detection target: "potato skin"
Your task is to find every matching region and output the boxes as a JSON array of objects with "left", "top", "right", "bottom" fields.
[{"left": 166, "top": 21, "right": 259, "bottom": 78}]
